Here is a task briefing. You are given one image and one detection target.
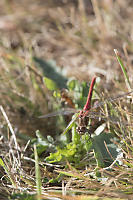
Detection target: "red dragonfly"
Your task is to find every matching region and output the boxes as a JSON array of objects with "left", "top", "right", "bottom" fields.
[{"left": 39, "top": 77, "right": 133, "bottom": 135}]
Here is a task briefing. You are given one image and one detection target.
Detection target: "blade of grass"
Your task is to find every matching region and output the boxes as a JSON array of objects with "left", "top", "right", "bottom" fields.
[
  {"left": 34, "top": 144, "right": 42, "bottom": 200},
  {"left": 114, "top": 49, "right": 131, "bottom": 91},
  {"left": 62, "top": 113, "right": 79, "bottom": 135},
  {"left": 0, "top": 158, "right": 17, "bottom": 187}
]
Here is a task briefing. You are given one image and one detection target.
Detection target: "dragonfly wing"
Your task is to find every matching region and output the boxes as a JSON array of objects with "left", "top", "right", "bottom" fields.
[
  {"left": 86, "top": 111, "right": 120, "bottom": 124},
  {"left": 85, "top": 111, "right": 107, "bottom": 119},
  {"left": 90, "top": 90, "right": 133, "bottom": 111},
  {"left": 62, "top": 113, "right": 79, "bottom": 135},
  {"left": 38, "top": 108, "right": 77, "bottom": 118}
]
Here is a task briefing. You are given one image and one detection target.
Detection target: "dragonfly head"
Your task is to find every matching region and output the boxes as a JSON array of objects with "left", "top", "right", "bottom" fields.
[{"left": 76, "top": 126, "right": 87, "bottom": 134}]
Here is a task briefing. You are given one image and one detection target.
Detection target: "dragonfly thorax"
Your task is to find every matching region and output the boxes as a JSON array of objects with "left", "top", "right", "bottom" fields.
[{"left": 77, "top": 113, "right": 89, "bottom": 134}]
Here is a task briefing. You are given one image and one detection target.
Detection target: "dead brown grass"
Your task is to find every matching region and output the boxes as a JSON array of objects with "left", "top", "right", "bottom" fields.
[{"left": 0, "top": 0, "right": 133, "bottom": 199}]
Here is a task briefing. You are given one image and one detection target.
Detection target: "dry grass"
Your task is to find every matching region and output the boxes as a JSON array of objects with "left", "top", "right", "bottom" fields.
[{"left": 0, "top": 0, "right": 133, "bottom": 199}]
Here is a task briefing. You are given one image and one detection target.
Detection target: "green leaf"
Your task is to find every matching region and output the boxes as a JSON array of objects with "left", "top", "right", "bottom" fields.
[
  {"left": 34, "top": 57, "right": 67, "bottom": 89},
  {"left": 43, "top": 77, "right": 58, "bottom": 91},
  {"left": 45, "top": 140, "right": 85, "bottom": 164},
  {"left": 53, "top": 90, "right": 61, "bottom": 98},
  {"left": 92, "top": 133, "right": 119, "bottom": 168},
  {"left": 67, "top": 79, "right": 76, "bottom": 90},
  {"left": 31, "top": 131, "right": 56, "bottom": 156}
]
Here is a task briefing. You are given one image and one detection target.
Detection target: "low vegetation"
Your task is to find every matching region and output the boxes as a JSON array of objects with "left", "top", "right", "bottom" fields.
[{"left": 0, "top": 0, "right": 133, "bottom": 199}]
